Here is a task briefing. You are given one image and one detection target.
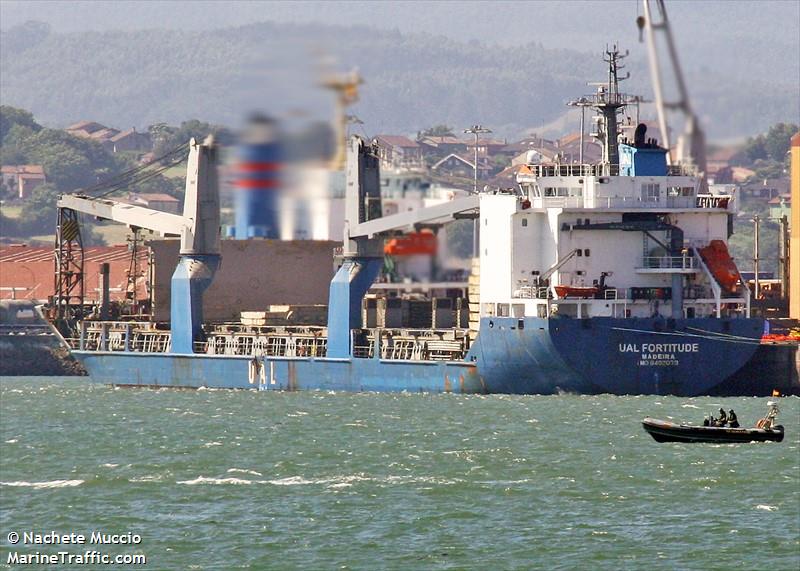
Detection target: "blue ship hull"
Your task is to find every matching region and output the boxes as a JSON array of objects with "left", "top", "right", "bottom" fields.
[
  {"left": 470, "top": 316, "right": 764, "bottom": 395},
  {"left": 75, "top": 352, "right": 486, "bottom": 394},
  {"left": 73, "top": 316, "right": 764, "bottom": 396}
]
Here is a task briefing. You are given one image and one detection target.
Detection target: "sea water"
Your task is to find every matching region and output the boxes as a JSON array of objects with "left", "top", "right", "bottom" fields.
[{"left": 1, "top": 377, "right": 798, "bottom": 569}]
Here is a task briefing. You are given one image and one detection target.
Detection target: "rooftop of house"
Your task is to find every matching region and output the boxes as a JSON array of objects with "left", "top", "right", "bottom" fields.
[
  {"left": 768, "top": 193, "right": 791, "bottom": 205},
  {"left": 465, "top": 138, "right": 507, "bottom": 147},
  {"left": 418, "top": 136, "right": 464, "bottom": 145},
  {"left": 1, "top": 165, "right": 45, "bottom": 175},
  {"left": 111, "top": 128, "right": 149, "bottom": 142},
  {"left": 742, "top": 177, "right": 790, "bottom": 191},
  {"left": 375, "top": 135, "right": 420, "bottom": 148},
  {"left": 503, "top": 137, "right": 559, "bottom": 154},
  {"left": 66, "top": 121, "right": 107, "bottom": 134}
]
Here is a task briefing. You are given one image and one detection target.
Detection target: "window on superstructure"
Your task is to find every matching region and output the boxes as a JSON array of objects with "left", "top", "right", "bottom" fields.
[
  {"left": 544, "top": 187, "right": 555, "bottom": 197},
  {"left": 570, "top": 188, "right": 583, "bottom": 197},
  {"left": 522, "top": 218, "right": 528, "bottom": 227},
  {"left": 557, "top": 187, "right": 569, "bottom": 197},
  {"left": 497, "top": 304, "right": 510, "bottom": 317},
  {"left": 641, "top": 183, "right": 660, "bottom": 202}
]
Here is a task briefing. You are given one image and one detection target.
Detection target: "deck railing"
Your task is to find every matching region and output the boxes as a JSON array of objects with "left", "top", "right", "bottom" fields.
[{"left": 639, "top": 256, "right": 696, "bottom": 270}]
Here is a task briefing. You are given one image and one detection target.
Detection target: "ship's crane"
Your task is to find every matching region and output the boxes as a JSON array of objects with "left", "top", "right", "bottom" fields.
[
  {"left": 638, "top": 0, "right": 707, "bottom": 187},
  {"left": 53, "top": 137, "right": 221, "bottom": 353},
  {"left": 536, "top": 249, "right": 581, "bottom": 284},
  {"left": 326, "top": 136, "right": 480, "bottom": 357}
]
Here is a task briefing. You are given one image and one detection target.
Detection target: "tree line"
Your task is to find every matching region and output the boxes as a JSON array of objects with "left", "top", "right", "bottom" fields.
[{"left": 0, "top": 105, "right": 229, "bottom": 242}]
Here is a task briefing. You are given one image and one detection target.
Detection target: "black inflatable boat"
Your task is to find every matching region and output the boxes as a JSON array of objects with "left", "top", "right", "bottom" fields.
[{"left": 642, "top": 417, "right": 784, "bottom": 443}]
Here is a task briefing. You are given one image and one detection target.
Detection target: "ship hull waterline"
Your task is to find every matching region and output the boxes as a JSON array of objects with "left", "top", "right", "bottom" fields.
[{"left": 72, "top": 316, "right": 764, "bottom": 396}]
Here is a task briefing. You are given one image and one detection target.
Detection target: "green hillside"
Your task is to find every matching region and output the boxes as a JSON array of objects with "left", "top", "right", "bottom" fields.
[{"left": 1, "top": 20, "right": 796, "bottom": 140}]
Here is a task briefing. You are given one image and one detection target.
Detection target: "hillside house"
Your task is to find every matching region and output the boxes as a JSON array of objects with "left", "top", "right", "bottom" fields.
[
  {"left": 0, "top": 165, "right": 46, "bottom": 199},
  {"left": 465, "top": 138, "right": 508, "bottom": 157},
  {"left": 375, "top": 135, "right": 423, "bottom": 170},
  {"left": 111, "top": 129, "right": 152, "bottom": 153},
  {"left": 432, "top": 153, "right": 491, "bottom": 179},
  {"left": 417, "top": 136, "right": 467, "bottom": 157},
  {"left": 556, "top": 132, "right": 603, "bottom": 163},
  {"left": 65, "top": 121, "right": 108, "bottom": 138},
  {"left": 768, "top": 193, "right": 791, "bottom": 219},
  {"left": 707, "top": 146, "right": 745, "bottom": 183},
  {"left": 741, "top": 178, "right": 789, "bottom": 200}
]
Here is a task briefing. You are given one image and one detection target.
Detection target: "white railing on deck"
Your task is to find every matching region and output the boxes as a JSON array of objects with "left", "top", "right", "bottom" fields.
[{"left": 639, "top": 256, "right": 696, "bottom": 270}]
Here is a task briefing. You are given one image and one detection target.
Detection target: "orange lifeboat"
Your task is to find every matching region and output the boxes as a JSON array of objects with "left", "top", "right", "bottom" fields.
[
  {"left": 697, "top": 240, "right": 740, "bottom": 293},
  {"left": 554, "top": 285, "right": 599, "bottom": 299},
  {"left": 384, "top": 231, "right": 437, "bottom": 256}
]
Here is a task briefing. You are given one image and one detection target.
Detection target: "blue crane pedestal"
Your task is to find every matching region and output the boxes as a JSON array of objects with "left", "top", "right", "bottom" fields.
[
  {"left": 325, "top": 258, "right": 383, "bottom": 358},
  {"left": 170, "top": 255, "right": 221, "bottom": 354}
]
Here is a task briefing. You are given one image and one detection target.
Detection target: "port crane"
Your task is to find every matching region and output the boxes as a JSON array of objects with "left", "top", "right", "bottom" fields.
[
  {"left": 53, "top": 137, "right": 220, "bottom": 352},
  {"left": 638, "top": 0, "right": 707, "bottom": 188}
]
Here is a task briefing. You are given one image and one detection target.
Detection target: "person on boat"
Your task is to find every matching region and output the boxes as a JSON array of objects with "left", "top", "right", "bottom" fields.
[
  {"left": 703, "top": 416, "right": 710, "bottom": 427},
  {"left": 716, "top": 408, "right": 727, "bottom": 427},
  {"left": 728, "top": 409, "right": 739, "bottom": 428}
]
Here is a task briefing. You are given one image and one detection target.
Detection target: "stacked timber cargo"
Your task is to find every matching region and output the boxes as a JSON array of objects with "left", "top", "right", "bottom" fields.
[
  {"left": 240, "top": 305, "right": 328, "bottom": 327},
  {"left": 468, "top": 257, "right": 480, "bottom": 339}
]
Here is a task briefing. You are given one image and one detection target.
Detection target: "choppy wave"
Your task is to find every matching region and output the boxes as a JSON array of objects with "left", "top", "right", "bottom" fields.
[
  {"left": 174, "top": 474, "right": 463, "bottom": 487},
  {"left": 1, "top": 479, "right": 84, "bottom": 489},
  {"left": 178, "top": 476, "right": 255, "bottom": 485},
  {"left": 227, "top": 468, "right": 263, "bottom": 476}
]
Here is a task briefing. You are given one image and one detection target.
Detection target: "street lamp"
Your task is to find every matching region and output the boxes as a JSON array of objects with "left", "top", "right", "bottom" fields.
[
  {"left": 464, "top": 125, "right": 491, "bottom": 258},
  {"left": 463, "top": 125, "right": 492, "bottom": 195}
]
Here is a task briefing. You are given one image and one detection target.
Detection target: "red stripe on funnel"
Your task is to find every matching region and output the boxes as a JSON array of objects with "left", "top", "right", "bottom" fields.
[
  {"left": 239, "top": 162, "right": 282, "bottom": 172},
  {"left": 235, "top": 179, "right": 281, "bottom": 189}
]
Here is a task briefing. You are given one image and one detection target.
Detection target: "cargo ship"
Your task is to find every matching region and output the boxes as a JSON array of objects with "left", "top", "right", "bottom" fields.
[{"left": 50, "top": 45, "right": 765, "bottom": 395}]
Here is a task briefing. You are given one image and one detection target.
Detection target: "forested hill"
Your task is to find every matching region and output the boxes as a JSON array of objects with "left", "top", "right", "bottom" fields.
[{"left": 1, "top": 20, "right": 796, "bottom": 140}]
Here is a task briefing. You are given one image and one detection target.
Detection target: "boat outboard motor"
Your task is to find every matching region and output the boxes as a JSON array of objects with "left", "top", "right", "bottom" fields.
[{"left": 756, "top": 401, "right": 780, "bottom": 429}]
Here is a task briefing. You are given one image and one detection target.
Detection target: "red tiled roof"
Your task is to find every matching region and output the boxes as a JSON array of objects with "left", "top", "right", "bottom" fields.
[
  {"left": 419, "top": 136, "right": 464, "bottom": 145},
  {"left": 1, "top": 165, "right": 45, "bottom": 175},
  {"left": 110, "top": 129, "right": 148, "bottom": 142},
  {"left": 375, "top": 135, "right": 420, "bottom": 148},
  {"left": 66, "top": 121, "right": 107, "bottom": 134}
]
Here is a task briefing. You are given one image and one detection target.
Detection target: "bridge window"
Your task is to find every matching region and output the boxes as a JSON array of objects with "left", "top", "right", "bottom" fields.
[{"left": 641, "top": 183, "right": 661, "bottom": 201}]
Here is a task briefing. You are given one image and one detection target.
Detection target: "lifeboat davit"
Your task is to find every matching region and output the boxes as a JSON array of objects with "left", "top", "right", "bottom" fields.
[
  {"left": 384, "top": 231, "right": 437, "bottom": 256},
  {"left": 554, "top": 285, "right": 599, "bottom": 299},
  {"left": 697, "top": 240, "right": 740, "bottom": 293}
]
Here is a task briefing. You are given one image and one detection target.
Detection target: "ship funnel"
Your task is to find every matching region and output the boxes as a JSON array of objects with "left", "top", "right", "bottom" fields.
[{"left": 234, "top": 114, "right": 284, "bottom": 239}]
